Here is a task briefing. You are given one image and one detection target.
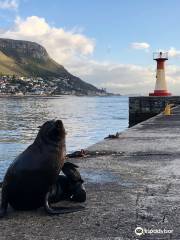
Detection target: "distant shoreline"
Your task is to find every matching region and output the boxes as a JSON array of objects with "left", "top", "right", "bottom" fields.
[{"left": 0, "top": 93, "right": 120, "bottom": 98}]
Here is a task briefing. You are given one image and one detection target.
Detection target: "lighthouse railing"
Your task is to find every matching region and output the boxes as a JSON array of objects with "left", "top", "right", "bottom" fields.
[{"left": 153, "top": 52, "right": 168, "bottom": 60}]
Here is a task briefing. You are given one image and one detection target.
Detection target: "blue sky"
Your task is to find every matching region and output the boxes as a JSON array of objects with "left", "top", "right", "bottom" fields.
[{"left": 0, "top": 0, "right": 180, "bottom": 94}]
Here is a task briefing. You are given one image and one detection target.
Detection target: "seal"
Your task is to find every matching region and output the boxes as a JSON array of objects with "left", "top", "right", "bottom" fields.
[
  {"left": 46, "top": 162, "right": 86, "bottom": 214},
  {"left": 0, "top": 120, "right": 84, "bottom": 218},
  {"left": 61, "top": 162, "right": 86, "bottom": 202}
]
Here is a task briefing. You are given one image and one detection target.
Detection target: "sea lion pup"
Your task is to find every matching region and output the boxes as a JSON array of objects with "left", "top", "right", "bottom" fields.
[
  {"left": 45, "top": 162, "right": 86, "bottom": 214},
  {"left": 0, "top": 120, "right": 84, "bottom": 218},
  {"left": 61, "top": 162, "right": 86, "bottom": 202}
]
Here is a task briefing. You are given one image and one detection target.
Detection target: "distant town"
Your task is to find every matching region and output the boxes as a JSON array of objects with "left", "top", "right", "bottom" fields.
[{"left": 0, "top": 75, "right": 107, "bottom": 96}]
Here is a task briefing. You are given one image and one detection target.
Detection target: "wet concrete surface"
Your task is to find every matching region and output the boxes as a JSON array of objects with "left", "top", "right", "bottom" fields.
[{"left": 1, "top": 107, "right": 180, "bottom": 239}]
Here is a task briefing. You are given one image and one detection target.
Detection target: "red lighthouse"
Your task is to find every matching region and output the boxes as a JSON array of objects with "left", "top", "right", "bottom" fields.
[{"left": 149, "top": 52, "right": 171, "bottom": 96}]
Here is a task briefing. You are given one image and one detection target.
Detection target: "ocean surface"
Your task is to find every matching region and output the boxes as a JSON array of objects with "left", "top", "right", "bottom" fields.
[{"left": 0, "top": 96, "right": 128, "bottom": 181}]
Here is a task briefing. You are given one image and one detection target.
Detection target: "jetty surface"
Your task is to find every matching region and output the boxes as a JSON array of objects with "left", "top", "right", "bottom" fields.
[{"left": 1, "top": 106, "right": 180, "bottom": 240}]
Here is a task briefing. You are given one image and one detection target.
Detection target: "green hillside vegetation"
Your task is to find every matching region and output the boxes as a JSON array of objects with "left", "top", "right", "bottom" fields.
[
  {"left": 0, "top": 50, "right": 26, "bottom": 76},
  {"left": 0, "top": 47, "right": 68, "bottom": 78}
]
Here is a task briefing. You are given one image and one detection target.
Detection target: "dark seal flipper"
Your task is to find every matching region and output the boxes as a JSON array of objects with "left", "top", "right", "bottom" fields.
[
  {"left": 0, "top": 184, "right": 8, "bottom": 218},
  {"left": 0, "top": 207, "right": 7, "bottom": 218},
  {"left": 44, "top": 191, "right": 85, "bottom": 215}
]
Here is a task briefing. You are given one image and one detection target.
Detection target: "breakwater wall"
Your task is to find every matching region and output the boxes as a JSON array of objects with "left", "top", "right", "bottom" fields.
[{"left": 129, "top": 96, "right": 180, "bottom": 127}]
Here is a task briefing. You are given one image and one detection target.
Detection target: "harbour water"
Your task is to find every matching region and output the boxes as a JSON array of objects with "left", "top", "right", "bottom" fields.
[{"left": 0, "top": 95, "right": 128, "bottom": 181}]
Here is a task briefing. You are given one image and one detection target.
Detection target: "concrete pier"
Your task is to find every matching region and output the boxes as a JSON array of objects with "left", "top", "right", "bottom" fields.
[{"left": 1, "top": 106, "right": 180, "bottom": 239}]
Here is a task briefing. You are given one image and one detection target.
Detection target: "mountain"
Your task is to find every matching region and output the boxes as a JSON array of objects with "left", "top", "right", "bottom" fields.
[{"left": 0, "top": 38, "right": 106, "bottom": 95}]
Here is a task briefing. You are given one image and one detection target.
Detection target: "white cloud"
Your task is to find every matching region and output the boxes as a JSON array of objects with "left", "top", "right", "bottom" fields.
[
  {"left": 78, "top": 61, "right": 154, "bottom": 95},
  {"left": 1, "top": 16, "right": 95, "bottom": 64},
  {"left": 0, "top": 0, "right": 18, "bottom": 10},
  {"left": 131, "top": 42, "right": 150, "bottom": 50},
  {"left": 168, "top": 47, "right": 180, "bottom": 58}
]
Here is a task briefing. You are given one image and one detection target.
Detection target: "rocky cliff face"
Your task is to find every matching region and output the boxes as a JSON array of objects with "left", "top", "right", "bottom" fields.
[
  {"left": 0, "top": 38, "right": 105, "bottom": 95},
  {"left": 0, "top": 38, "right": 48, "bottom": 60}
]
